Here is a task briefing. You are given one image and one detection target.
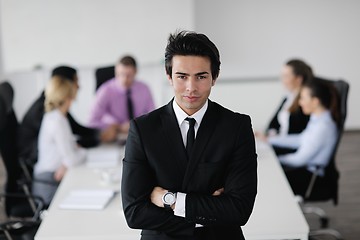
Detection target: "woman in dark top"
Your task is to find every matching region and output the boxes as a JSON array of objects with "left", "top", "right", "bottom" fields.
[{"left": 258, "top": 59, "right": 313, "bottom": 155}]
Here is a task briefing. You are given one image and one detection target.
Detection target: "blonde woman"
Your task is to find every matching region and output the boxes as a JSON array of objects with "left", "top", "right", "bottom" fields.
[{"left": 32, "top": 76, "right": 86, "bottom": 205}]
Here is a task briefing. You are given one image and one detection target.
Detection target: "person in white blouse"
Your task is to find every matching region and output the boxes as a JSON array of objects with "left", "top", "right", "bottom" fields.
[
  {"left": 32, "top": 76, "right": 86, "bottom": 205},
  {"left": 256, "top": 59, "right": 313, "bottom": 155},
  {"left": 267, "top": 79, "right": 340, "bottom": 196}
]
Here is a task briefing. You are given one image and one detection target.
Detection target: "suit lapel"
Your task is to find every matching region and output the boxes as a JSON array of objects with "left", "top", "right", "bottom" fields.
[
  {"left": 160, "top": 101, "right": 189, "bottom": 173},
  {"left": 182, "top": 100, "right": 219, "bottom": 189}
]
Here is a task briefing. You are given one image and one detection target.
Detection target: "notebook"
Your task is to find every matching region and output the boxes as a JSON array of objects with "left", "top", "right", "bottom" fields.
[
  {"left": 59, "top": 189, "right": 116, "bottom": 210},
  {"left": 86, "top": 147, "right": 120, "bottom": 168}
]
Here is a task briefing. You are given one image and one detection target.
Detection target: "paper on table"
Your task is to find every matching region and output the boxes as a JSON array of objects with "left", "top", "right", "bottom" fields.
[
  {"left": 59, "top": 189, "right": 116, "bottom": 210},
  {"left": 86, "top": 147, "right": 120, "bottom": 168}
]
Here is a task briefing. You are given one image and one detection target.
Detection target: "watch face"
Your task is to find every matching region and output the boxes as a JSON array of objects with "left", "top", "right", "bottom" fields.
[{"left": 163, "top": 192, "right": 175, "bottom": 204}]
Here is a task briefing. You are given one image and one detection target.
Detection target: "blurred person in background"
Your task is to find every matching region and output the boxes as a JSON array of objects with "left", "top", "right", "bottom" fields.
[
  {"left": 32, "top": 76, "right": 87, "bottom": 205},
  {"left": 88, "top": 55, "right": 155, "bottom": 136},
  {"left": 256, "top": 59, "right": 313, "bottom": 155},
  {"left": 267, "top": 79, "right": 339, "bottom": 196},
  {"left": 18, "top": 66, "right": 117, "bottom": 172}
]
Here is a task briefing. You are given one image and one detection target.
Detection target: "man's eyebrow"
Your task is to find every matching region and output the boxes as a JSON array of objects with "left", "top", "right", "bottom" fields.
[
  {"left": 174, "top": 71, "right": 210, "bottom": 76},
  {"left": 195, "top": 72, "right": 210, "bottom": 76},
  {"left": 174, "top": 72, "right": 190, "bottom": 76}
]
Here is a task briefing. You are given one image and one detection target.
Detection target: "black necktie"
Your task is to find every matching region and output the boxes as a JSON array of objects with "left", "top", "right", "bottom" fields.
[
  {"left": 126, "top": 89, "right": 134, "bottom": 120},
  {"left": 185, "top": 117, "right": 196, "bottom": 157}
]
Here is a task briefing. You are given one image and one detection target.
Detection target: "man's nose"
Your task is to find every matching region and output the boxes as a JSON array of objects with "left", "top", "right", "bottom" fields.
[{"left": 186, "top": 78, "right": 196, "bottom": 92}]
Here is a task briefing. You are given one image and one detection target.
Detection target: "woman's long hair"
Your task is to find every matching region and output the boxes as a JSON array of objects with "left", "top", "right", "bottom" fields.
[{"left": 287, "top": 59, "right": 314, "bottom": 113}]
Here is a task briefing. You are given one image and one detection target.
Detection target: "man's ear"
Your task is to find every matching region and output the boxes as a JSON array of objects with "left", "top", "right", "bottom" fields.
[
  {"left": 167, "top": 74, "right": 173, "bottom": 85},
  {"left": 212, "top": 79, "right": 216, "bottom": 86}
]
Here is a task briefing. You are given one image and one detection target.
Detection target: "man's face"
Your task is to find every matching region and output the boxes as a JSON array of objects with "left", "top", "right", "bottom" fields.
[
  {"left": 73, "top": 74, "right": 80, "bottom": 89},
  {"left": 115, "top": 64, "right": 136, "bottom": 88},
  {"left": 168, "top": 55, "right": 215, "bottom": 116}
]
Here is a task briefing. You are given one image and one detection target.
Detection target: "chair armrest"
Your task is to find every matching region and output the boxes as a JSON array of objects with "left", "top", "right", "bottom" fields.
[
  {"left": 17, "top": 177, "right": 58, "bottom": 187},
  {"left": 0, "top": 219, "right": 40, "bottom": 230},
  {"left": 305, "top": 165, "right": 323, "bottom": 199},
  {"left": 0, "top": 192, "right": 45, "bottom": 220}
]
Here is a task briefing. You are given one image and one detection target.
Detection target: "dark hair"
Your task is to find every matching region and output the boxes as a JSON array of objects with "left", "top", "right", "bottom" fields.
[
  {"left": 51, "top": 66, "right": 77, "bottom": 82},
  {"left": 165, "top": 30, "right": 221, "bottom": 79},
  {"left": 303, "top": 79, "right": 340, "bottom": 127},
  {"left": 287, "top": 59, "right": 314, "bottom": 113},
  {"left": 118, "top": 55, "right": 137, "bottom": 69},
  {"left": 286, "top": 59, "right": 314, "bottom": 84}
]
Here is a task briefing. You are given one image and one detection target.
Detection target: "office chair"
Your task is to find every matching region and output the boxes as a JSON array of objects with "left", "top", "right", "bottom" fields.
[
  {"left": 95, "top": 65, "right": 115, "bottom": 91},
  {"left": 0, "top": 81, "right": 44, "bottom": 239},
  {"left": 0, "top": 82, "right": 46, "bottom": 214},
  {"left": 300, "top": 77, "right": 349, "bottom": 240},
  {"left": 0, "top": 218, "right": 41, "bottom": 240}
]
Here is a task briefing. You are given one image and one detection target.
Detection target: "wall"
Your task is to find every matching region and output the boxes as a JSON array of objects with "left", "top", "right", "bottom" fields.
[
  {"left": 0, "top": 0, "right": 193, "bottom": 124},
  {"left": 194, "top": 0, "right": 360, "bottom": 130},
  {"left": 1, "top": 0, "right": 359, "bottom": 130},
  {"left": 0, "top": 0, "right": 194, "bottom": 72}
]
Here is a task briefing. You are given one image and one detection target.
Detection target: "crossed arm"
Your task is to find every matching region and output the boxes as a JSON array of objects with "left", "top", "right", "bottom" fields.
[
  {"left": 121, "top": 117, "right": 257, "bottom": 235},
  {"left": 150, "top": 186, "right": 224, "bottom": 209}
]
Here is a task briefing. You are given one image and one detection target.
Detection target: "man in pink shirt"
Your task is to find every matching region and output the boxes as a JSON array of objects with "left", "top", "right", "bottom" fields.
[{"left": 89, "top": 56, "right": 155, "bottom": 135}]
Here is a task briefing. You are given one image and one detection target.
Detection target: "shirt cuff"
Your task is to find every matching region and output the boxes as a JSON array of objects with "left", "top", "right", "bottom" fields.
[
  {"left": 174, "top": 192, "right": 186, "bottom": 218},
  {"left": 174, "top": 192, "right": 203, "bottom": 228}
]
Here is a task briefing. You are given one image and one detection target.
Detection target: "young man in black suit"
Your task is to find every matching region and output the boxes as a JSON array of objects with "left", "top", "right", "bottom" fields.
[{"left": 121, "top": 31, "right": 257, "bottom": 240}]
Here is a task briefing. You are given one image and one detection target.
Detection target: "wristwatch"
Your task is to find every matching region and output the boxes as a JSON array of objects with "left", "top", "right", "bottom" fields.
[{"left": 162, "top": 191, "right": 177, "bottom": 209}]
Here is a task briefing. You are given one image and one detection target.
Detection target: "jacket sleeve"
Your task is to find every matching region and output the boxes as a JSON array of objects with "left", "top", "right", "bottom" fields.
[
  {"left": 266, "top": 98, "right": 286, "bottom": 134},
  {"left": 67, "top": 113, "right": 100, "bottom": 148},
  {"left": 185, "top": 115, "right": 257, "bottom": 226},
  {"left": 121, "top": 120, "right": 194, "bottom": 236}
]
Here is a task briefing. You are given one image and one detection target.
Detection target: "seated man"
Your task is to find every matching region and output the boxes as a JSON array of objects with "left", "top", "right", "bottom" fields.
[
  {"left": 18, "top": 66, "right": 117, "bottom": 167},
  {"left": 88, "top": 55, "right": 155, "bottom": 134}
]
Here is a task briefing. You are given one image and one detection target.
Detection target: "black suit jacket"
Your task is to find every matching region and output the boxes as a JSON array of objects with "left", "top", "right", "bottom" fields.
[
  {"left": 121, "top": 100, "right": 257, "bottom": 240},
  {"left": 267, "top": 97, "right": 310, "bottom": 156},
  {"left": 18, "top": 92, "right": 100, "bottom": 164},
  {"left": 267, "top": 97, "right": 310, "bottom": 135}
]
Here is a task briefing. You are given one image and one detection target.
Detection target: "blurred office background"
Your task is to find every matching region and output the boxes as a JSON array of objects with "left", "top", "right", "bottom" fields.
[
  {"left": 0, "top": 0, "right": 359, "bottom": 239},
  {"left": 0, "top": 0, "right": 359, "bottom": 131}
]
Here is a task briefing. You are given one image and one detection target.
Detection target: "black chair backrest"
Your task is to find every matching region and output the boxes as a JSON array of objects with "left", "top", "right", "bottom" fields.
[
  {"left": 0, "top": 82, "right": 22, "bottom": 190},
  {"left": 314, "top": 77, "right": 349, "bottom": 151},
  {"left": 0, "top": 81, "right": 39, "bottom": 217},
  {"left": 95, "top": 66, "right": 115, "bottom": 91},
  {"left": 0, "top": 81, "right": 14, "bottom": 129},
  {"left": 310, "top": 77, "right": 350, "bottom": 204}
]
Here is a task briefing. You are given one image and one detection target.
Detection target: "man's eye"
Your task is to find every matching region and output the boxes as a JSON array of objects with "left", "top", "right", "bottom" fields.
[
  {"left": 198, "top": 75, "right": 206, "bottom": 80},
  {"left": 177, "top": 75, "right": 186, "bottom": 79}
]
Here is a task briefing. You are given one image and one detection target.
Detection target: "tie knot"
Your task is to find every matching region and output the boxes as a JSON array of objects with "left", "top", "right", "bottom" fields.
[{"left": 185, "top": 117, "right": 196, "bottom": 128}]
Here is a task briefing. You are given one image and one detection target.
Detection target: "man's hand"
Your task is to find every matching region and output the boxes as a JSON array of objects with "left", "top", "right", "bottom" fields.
[
  {"left": 100, "top": 124, "right": 118, "bottom": 142},
  {"left": 254, "top": 131, "right": 268, "bottom": 142},
  {"left": 118, "top": 122, "right": 131, "bottom": 134},
  {"left": 54, "top": 164, "right": 67, "bottom": 182},
  {"left": 212, "top": 188, "right": 224, "bottom": 196},
  {"left": 150, "top": 186, "right": 168, "bottom": 208}
]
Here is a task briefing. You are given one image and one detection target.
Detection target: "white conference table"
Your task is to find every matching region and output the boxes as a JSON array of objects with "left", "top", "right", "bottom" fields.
[{"left": 35, "top": 141, "right": 309, "bottom": 240}]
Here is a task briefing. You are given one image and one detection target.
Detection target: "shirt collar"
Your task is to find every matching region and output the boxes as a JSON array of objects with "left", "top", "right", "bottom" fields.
[
  {"left": 112, "top": 78, "right": 136, "bottom": 92},
  {"left": 172, "top": 99, "right": 208, "bottom": 127},
  {"left": 310, "top": 110, "right": 332, "bottom": 121}
]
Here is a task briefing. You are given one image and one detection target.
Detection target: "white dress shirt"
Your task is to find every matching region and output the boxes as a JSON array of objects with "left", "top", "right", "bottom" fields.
[
  {"left": 34, "top": 109, "right": 86, "bottom": 175},
  {"left": 172, "top": 99, "right": 208, "bottom": 224},
  {"left": 277, "top": 92, "right": 296, "bottom": 136},
  {"left": 268, "top": 110, "right": 338, "bottom": 175}
]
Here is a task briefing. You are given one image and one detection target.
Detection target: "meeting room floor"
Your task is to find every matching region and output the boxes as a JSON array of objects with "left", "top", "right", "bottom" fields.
[{"left": 0, "top": 131, "right": 359, "bottom": 239}]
